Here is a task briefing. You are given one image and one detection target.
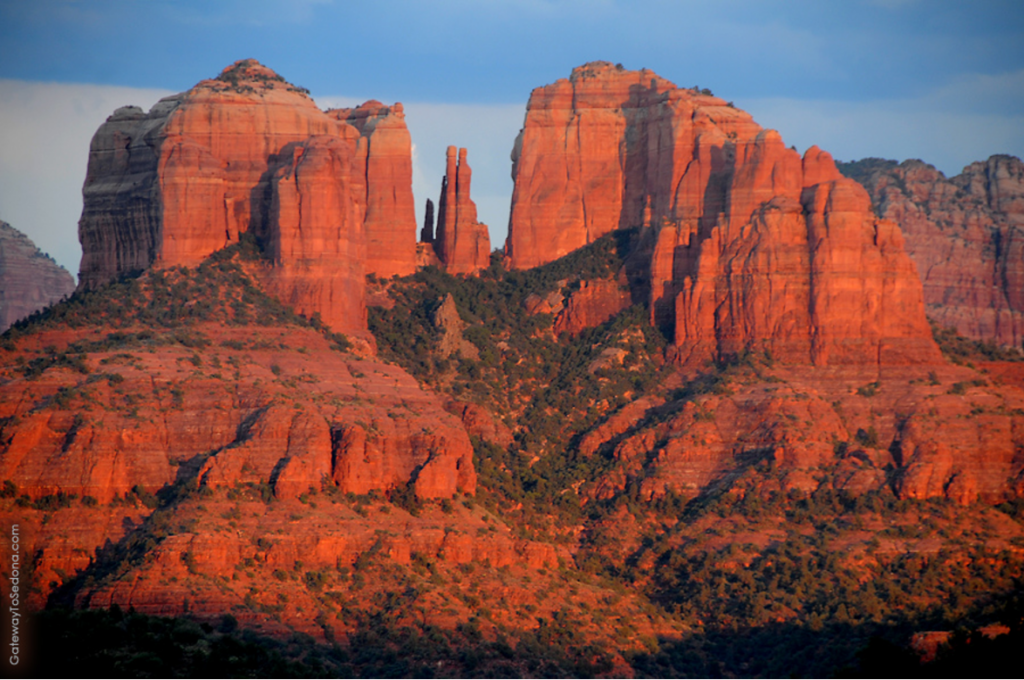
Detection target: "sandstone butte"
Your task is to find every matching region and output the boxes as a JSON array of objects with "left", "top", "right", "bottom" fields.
[
  {"left": 506, "top": 62, "right": 940, "bottom": 367},
  {"left": 841, "top": 155, "right": 1024, "bottom": 347},
  {"left": 0, "top": 220, "right": 75, "bottom": 332},
  {"left": 427, "top": 146, "right": 491, "bottom": 274},
  {"left": 77, "top": 59, "right": 418, "bottom": 334}
]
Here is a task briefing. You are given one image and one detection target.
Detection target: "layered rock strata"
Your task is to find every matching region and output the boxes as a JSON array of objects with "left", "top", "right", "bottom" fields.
[
  {"left": 77, "top": 60, "right": 418, "bottom": 331},
  {"left": 433, "top": 147, "right": 491, "bottom": 274},
  {"left": 0, "top": 324, "right": 475, "bottom": 504},
  {"left": 0, "top": 221, "right": 75, "bottom": 331},
  {"left": 506, "top": 62, "right": 939, "bottom": 366},
  {"left": 265, "top": 136, "right": 367, "bottom": 334},
  {"left": 841, "top": 155, "right": 1024, "bottom": 347},
  {"left": 327, "top": 101, "right": 418, "bottom": 278},
  {"left": 583, "top": 365, "right": 1024, "bottom": 506}
]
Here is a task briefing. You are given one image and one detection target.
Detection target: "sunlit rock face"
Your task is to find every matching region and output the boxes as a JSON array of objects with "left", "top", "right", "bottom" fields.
[
  {"left": 507, "top": 62, "right": 940, "bottom": 366},
  {"left": 77, "top": 60, "right": 418, "bottom": 333},
  {"left": 433, "top": 146, "right": 491, "bottom": 275}
]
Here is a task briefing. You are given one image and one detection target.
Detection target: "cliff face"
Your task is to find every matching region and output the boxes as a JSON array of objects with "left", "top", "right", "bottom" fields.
[
  {"left": 265, "top": 136, "right": 367, "bottom": 334},
  {"left": 841, "top": 155, "right": 1024, "bottom": 347},
  {"left": 328, "top": 101, "right": 418, "bottom": 278},
  {"left": 433, "top": 147, "right": 491, "bottom": 275},
  {"left": 78, "top": 60, "right": 418, "bottom": 331},
  {"left": 0, "top": 221, "right": 76, "bottom": 331},
  {"left": 507, "top": 62, "right": 939, "bottom": 366}
]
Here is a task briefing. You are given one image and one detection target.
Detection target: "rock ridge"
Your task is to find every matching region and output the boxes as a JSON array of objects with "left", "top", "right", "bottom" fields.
[
  {"left": 0, "top": 221, "right": 76, "bottom": 331},
  {"left": 841, "top": 155, "right": 1024, "bottom": 347}
]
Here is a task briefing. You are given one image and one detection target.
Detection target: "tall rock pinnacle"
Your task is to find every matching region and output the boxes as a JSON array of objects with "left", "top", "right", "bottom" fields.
[{"left": 433, "top": 146, "right": 491, "bottom": 275}]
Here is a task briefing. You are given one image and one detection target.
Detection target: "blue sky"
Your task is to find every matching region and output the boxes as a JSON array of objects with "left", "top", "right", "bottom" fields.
[{"left": 1, "top": 0, "right": 1023, "bottom": 277}]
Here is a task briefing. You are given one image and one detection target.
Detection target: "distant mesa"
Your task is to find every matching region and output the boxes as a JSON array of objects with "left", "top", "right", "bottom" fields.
[
  {"left": 0, "top": 220, "right": 75, "bottom": 332},
  {"left": 505, "top": 61, "right": 940, "bottom": 367},
  {"left": 841, "top": 155, "right": 1024, "bottom": 348}
]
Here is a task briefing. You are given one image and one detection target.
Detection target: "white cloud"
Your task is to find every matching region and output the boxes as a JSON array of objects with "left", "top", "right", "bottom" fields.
[{"left": 0, "top": 80, "right": 173, "bottom": 278}]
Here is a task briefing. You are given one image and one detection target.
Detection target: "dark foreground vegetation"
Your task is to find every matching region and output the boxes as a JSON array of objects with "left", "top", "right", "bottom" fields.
[{"left": 31, "top": 592, "right": 1024, "bottom": 678}]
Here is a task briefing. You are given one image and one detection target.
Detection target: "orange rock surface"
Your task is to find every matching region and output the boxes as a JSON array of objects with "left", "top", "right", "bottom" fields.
[
  {"left": 507, "top": 62, "right": 939, "bottom": 366},
  {"left": 77, "top": 60, "right": 418, "bottom": 332},
  {"left": 264, "top": 136, "right": 367, "bottom": 334},
  {"left": 842, "top": 155, "right": 1024, "bottom": 346},
  {"left": 444, "top": 400, "right": 514, "bottom": 449},
  {"left": 586, "top": 364, "right": 1024, "bottom": 506},
  {"left": 327, "top": 101, "right": 418, "bottom": 278},
  {"left": 552, "top": 277, "right": 632, "bottom": 337},
  {"left": 433, "top": 147, "right": 491, "bottom": 274},
  {"left": 0, "top": 321, "right": 474, "bottom": 505}
]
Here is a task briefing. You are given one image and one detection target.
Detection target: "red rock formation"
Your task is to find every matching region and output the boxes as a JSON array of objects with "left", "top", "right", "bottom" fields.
[
  {"left": 506, "top": 62, "right": 713, "bottom": 270},
  {"left": 416, "top": 242, "right": 442, "bottom": 268},
  {"left": 0, "top": 221, "right": 75, "bottom": 331},
  {"left": 585, "top": 364, "right": 1024, "bottom": 505},
  {"left": 433, "top": 293, "right": 479, "bottom": 360},
  {"left": 434, "top": 147, "right": 491, "bottom": 274},
  {"left": 552, "top": 277, "right": 632, "bottom": 336},
  {"left": 841, "top": 155, "right": 1024, "bottom": 347},
  {"left": 69, "top": 505, "right": 562, "bottom": 630},
  {"left": 331, "top": 417, "right": 476, "bottom": 499},
  {"left": 264, "top": 136, "right": 367, "bottom": 334},
  {"left": 0, "top": 319, "right": 474, "bottom": 505},
  {"left": 78, "top": 60, "right": 419, "bottom": 331},
  {"left": 507, "top": 62, "right": 939, "bottom": 366},
  {"left": 444, "top": 400, "right": 514, "bottom": 449},
  {"left": 327, "top": 101, "right": 418, "bottom": 278}
]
